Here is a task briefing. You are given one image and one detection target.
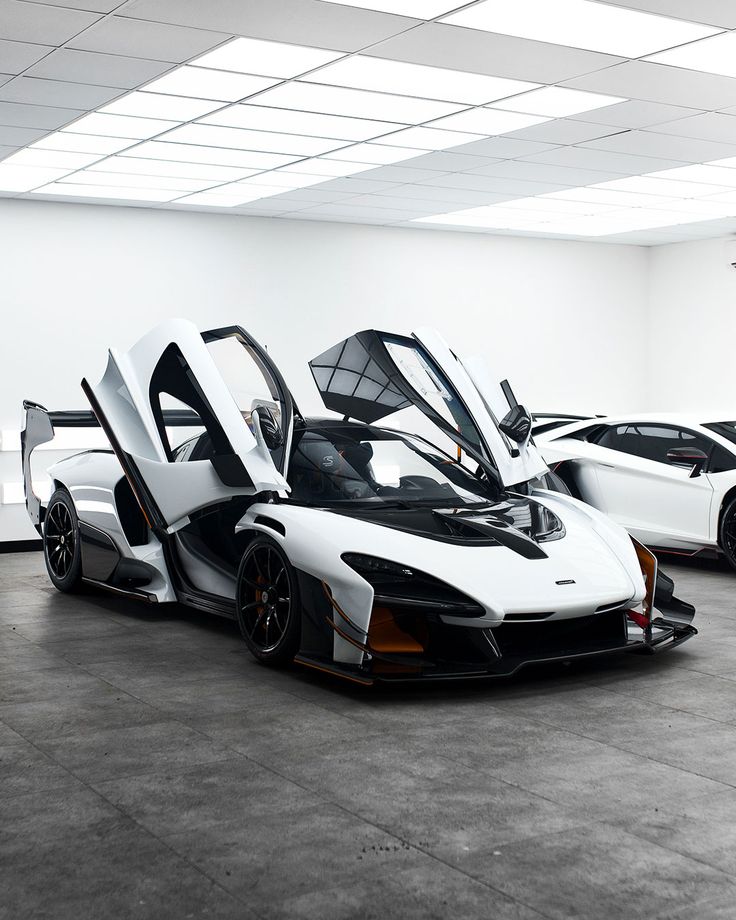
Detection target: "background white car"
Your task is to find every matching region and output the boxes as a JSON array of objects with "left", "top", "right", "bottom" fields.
[{"left": 535, "top": 413, "right": 736, "bottom": 570}]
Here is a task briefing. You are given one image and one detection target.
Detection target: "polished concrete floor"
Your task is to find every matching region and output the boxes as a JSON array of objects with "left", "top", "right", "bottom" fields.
[{"left": 1, "top": 550, "right": 736, "bottom": 920}]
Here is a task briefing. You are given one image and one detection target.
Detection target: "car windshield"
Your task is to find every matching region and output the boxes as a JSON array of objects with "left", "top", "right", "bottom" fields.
[{"left": 286, "top": 426, "right": 500, "bottom": 507}]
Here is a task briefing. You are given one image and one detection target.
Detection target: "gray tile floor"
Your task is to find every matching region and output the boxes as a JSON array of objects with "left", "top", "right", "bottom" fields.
[{"left": 1, "top": 550, "right": 736, "bottom": 920}]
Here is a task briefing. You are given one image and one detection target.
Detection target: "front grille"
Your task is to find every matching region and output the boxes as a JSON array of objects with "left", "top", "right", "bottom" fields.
[{"left": 490, "top": 609, "right": 628, "bottom": 659}]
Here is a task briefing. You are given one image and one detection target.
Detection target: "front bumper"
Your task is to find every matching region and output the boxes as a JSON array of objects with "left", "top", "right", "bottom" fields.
[{"left": 295, "top": 607, "right": 697, "bottom": 685}]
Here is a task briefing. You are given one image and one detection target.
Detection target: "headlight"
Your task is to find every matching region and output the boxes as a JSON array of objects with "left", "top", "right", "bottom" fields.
[{"left": 341, "top": 553, "right": 483, "bottom": 616}]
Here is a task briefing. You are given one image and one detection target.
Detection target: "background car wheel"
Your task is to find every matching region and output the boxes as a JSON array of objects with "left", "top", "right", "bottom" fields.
[
  {"left": 44, "top": 488, "right": 83, "bottom": 593},
  {"left": 719, "top": 496, "right": 736, "bottom": 571},
  {"left": 236, "top": 535, "right": 300, "bottom": 665}
]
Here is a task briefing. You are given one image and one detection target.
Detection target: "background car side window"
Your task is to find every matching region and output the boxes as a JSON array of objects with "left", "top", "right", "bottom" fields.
[
  {"left": 595, "top": 424, "right": 712, "bottom": 465},
  {"left": 709, "top": 445, "right": 736, "bottom": 474}
]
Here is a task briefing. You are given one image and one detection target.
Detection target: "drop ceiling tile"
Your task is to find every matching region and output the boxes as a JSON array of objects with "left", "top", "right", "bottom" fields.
[
  {"left": 447, "top": 137, "right": 560, "bottom": 159},
  {"left": 603, "top": 1, "right": 736, "bottom": 28},
  {"left": 584, "top": 130, "right": 736, "bottom": 163},
  {"left": 121, "top": 0, "right": 415, "bottom": 51},
  {"left": 568, "top": 99, "right": 698, "bottom": 129},
  {"left": 373, "top": 183, "right": 514, "bottom": 206},
  {"left": 395, "top": 151, "right": 502, "bottom": 172},
  {"left": 507, "top": 119, "right": 624, "bottom": 145},
  {"left": 648, "top": 112, "right": 736, "bottom": 144},
  {"left": 302, "top": 203, "right": 429, "bottom": 220},
  {"left": 0, "top": 74, "right": 10, "bottom": 88},
  {"left": 0, "top": 101, "right": 82, "bottom": 129},
  {"left": 0, "top": 39, "right": 54, "bottom": 75},
  {"left": 0, "top": 1, "right": 101, "bottom": 45},
  {"left": 266, "top": 187, "right": 353, "bottom": 203},
  {"left": 68, "top": 17, "right": 229, "bottom": 63},
  {"left": 22, "top": 0, "right": 125, "bottom": 8},
  {"left": 521, "top": 145, "right": 686, "bottom": 174},
  {"left": 419, "top": 173, "right": 568, "bottom": 196},
  {"left": 0, "top": 144, "right": 17, "bottom": 160},
  {"left": 0, "top": 77, "right": 122, "bottom": 109},
  {"left": 565, "top": 61, "right": 736, "bottom": 110},
  {"left": 311, "top": 176, "right": 402, "bottom": 193},
  {"left": 25, "top": 49, "right": 174, "bottom": 88},
  {"left": 466, "top": 160, "right": 621, "bottom": 186},
  {"left": 366, "top": 23, "right": 622, "bottom": 83},
  {"left": 356, "top": 165, "right": 450, "bottom": 183},
  {"left": 0, "top": 125, "right": 46, "bottom": 145},
  {"left": 365, "top": 193, "right": 465, "bottom": 212}
]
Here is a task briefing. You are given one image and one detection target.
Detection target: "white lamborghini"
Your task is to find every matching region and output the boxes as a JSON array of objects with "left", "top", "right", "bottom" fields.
[
  {"left": 21, "top": 321, "right": 695, "bottom": 685},
  {"left": 535, "top": 413, "right": 736, "bottom": 570}
]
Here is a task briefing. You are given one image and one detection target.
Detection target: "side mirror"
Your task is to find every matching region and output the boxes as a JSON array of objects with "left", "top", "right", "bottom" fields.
[
  {"left": 666, "top": 446, "right": 708, "bottom": 478},
  {"left": 499, "top": 404, "right": 532, "bottom": 444},
  {"left": 254, "top": 406, "right": 283, "bottom": 451}
]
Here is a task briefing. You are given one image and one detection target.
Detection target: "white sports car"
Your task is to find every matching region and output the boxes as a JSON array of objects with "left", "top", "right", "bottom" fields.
[
  {"left": 21, "top": 321, "right": 695, "bottom": 685},
  {"left": 535, "top": 413, "right": 736, "bottom": 570}
]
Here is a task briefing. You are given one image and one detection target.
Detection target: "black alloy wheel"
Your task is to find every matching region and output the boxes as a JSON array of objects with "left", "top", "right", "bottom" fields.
[
  {"left": 44, "top": 489, "right": 83, "bottom": 592},
  {"left": 236, "top": 535, "right": 300, "bottom": 665},
  {"left": 719, "top": 496, "right": 736, "bottom": 572}
]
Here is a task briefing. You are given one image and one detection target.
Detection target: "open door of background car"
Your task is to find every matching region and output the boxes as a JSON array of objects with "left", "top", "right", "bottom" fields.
[
  {"left": 308, "top": 326, "right": 548, "bottom": 490},
  {"left": 83, "top": 319, "right": 295, "bottom": 535}
]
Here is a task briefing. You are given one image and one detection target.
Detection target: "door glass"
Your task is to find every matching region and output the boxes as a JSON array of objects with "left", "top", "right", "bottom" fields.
[
  {"left": 206, "top": 336, "right": 282, "bottom": 431},
  {"left": 383, "top": 339, "right": 485, "bottom": 458}
]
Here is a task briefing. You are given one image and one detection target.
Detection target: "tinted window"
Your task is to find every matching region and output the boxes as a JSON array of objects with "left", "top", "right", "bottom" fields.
[
  {"left": 709, "top": 444, "right": 736, "bottom": 474},
  {"left": 595, "top": 424, "right": 712, "bottom": 465}
]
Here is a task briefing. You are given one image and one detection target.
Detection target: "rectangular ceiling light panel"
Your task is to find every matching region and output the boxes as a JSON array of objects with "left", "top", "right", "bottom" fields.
[
  {"left": 121, "top": 141, "right": 298, "bottom": 169},
  {"left": 143, "top": 67, "right": 279, "bottom": 103},
  {"left": 309, "top": 55, "right": 540, "bottom": 104},
  {"left": 55, "top": 172, "right": 215, "bottom": 192},
  {"left": 253, "top": 82, "right": 466, "bottom": 124},
  {"left": 31, "top": 133, "right": 136, "bottom": 155},
  {"left": 492, "top": 87, "right": 626, "bottom": 118},
  {"left": 191, "top": 37, "right": 345, "bottom": 78},
  {"left": 3, "top": 148, "right": 104, "bottom": 169},
  {"left": 318, "top": 1, "right": 468, "bottom": 16},
  {"left": 278, "top": 158, "right": 377, "bottom": 176},
  {"left": 64, "top": 112, "right": 179, "bottom": 140},
  {"left": 200, "top": 105, "right": 401, "bottom": 141},
  {"left": 379, "top": 125, "right": 483, "bottom": 149},
  {"left": 441, "top": 0, "right": 721, "bottom": 58},
  {"left": 430, "top": 108, "right": 550, "bottom": 134},
  {"left": 162, "top": 124, "right": 347, "bottom": 156},
  {"left": 36, "top": 184, "right": 178, "bottom": 202},
  {"left": 101, "top": 92, "right": 223, "bottom": 122},
  {"left": 86, "top": 156, "right": 258, "bottom": 181},
  {"left": 0, "top": 165, "right": 75, "bottom": 192},
  {"left": 321, "top": 141, "right": 425, "bottom": 163}
]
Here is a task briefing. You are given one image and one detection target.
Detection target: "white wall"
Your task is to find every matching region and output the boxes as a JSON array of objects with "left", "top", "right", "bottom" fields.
[
  {"left": 0, "top": 197, "right": 649, "bottom": 541},
  {"left": 646, "top": 238, "right": 736, "bottom": 415}
]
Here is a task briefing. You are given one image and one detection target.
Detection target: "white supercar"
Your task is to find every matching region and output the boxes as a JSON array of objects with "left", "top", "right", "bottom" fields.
[
  {"left": 535, "top": 413, "right": 736, "bottom": 570},
  {"left": 21, "top": 321, "right": 695, "bottom": 685}
]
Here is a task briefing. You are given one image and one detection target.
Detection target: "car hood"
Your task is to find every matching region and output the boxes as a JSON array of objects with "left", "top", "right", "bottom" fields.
[{"left": 237, "top": 493, "right": 645, "bottom": 627}]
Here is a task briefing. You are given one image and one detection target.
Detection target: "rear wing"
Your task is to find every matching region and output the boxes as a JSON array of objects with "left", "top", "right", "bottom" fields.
[{"left": 21, "top": 400, "right": 202, "bottom": 532}]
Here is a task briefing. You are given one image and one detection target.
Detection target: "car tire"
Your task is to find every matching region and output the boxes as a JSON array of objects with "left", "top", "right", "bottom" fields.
[
  {"left": 235, "top": 535, "right": 301, "bottom": 666},
  {"left": 719, "top": 496, "right": 736, "bottom": 572},
  {"left": 43, "top": 488, "right": 83, "bottom": 593}
]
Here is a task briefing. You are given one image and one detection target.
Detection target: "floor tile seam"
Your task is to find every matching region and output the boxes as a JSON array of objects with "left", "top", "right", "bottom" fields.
[{"left": 428, "top": 710, "right": 736, "bottom": 795}]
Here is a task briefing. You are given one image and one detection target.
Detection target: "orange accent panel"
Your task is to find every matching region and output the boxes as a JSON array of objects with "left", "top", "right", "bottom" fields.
[{"left": 367, "top": 606, "right": 426, "bottom": 654}]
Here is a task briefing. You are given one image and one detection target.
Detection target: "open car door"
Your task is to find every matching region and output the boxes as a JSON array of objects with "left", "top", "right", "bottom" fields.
[
  {"left": 83, "top": 319, "right": 295, "bottom": 535},
  {"left": 308, "top": 326, "right": 547, "bottom": 489}
]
